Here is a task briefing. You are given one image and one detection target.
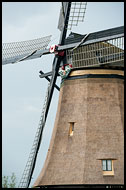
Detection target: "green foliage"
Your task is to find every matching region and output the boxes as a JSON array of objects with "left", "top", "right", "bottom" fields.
[{"left": 2, "top": 173, "right": 17, "bottom": 188}]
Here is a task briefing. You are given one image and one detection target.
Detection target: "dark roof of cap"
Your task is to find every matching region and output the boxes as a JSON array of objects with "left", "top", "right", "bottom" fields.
[
  {"left": 64, "top": 26, "right": 124, "bottom": 45},
  {"left": 64, "top": 32, "right": 85, "bottom": 45}
]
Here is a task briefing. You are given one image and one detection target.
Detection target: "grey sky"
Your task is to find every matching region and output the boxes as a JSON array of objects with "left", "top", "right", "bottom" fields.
[{"left": 2, "top": 2, "right": 124, "bottom": 187}]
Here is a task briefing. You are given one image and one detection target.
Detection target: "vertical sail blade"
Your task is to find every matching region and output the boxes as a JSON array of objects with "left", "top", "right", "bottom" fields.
[
  {"left": 58, "top": 2, "right": 87, "bottom": 31},
  {"left": 18, "top": 82, "right": 51, "bottom": 188},
  {"left": 68, "top": 2, "right": 87, "bottom": 30},
  {"left": 58, "top": 2, "right": 69, "bottom": 31}
]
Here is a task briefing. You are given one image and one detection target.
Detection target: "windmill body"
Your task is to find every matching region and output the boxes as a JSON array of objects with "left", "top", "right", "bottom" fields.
[{"left": 34, "top": 71, "right": 124, "bottom": 187}]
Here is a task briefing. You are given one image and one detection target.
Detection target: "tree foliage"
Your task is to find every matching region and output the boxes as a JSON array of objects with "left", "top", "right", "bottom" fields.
[{"left": 2, "top": 173, "right": 17, "bottom": 188}]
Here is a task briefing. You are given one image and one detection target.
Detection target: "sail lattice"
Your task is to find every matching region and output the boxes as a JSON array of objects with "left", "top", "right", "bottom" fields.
[{"left": 2, "top": 35, "right": 52, "bottom": 65}]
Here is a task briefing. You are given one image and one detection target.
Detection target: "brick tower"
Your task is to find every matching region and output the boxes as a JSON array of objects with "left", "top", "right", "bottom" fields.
[{"left": 33, "top": 29, "right": 124, "bottom": 188}]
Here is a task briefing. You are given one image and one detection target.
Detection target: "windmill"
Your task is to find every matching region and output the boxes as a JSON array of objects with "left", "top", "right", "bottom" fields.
[{"left": 2, "top": 2, "right": 124, "bottom": 188}]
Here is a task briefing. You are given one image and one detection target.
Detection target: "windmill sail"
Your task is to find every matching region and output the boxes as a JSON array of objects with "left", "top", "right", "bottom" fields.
[
  {"left": 2, "top": 35, "right": 52, "bottom": 65},
  {"left": 18, "top": 82, "right": 51, "bottom": 188},
  {"left": 68, "top": 2, "right": 87, "bottom": 30},
  {"left": 58, "top": 2, "right": 67, "bottom": 31},
  {"left": 58, "top": 2, "right": 87, "bottom": 31}
]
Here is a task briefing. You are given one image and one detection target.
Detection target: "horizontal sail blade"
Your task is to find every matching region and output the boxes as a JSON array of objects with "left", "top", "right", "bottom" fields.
[{"left": 2, "top": 35, "right": 52, "bottom": 65}]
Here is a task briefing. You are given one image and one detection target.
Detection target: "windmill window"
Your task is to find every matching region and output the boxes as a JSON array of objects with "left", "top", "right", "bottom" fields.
[
  {"left": 101, "top": 159, "right": 114, "bottom": 176},
  {"left": 69, "top": 122, "right": 74, "bottom": 136},
  {"left": 102, "top": 160, "right": 112, "bottom": 171}
]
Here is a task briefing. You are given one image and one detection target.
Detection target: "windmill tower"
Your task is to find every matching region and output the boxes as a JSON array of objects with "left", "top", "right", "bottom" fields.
[{"left": 2, "top": 2, "right": 124, "bottom": 188}]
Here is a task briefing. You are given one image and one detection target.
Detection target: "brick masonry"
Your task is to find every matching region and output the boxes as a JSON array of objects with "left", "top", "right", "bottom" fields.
[{"left": 34, "top": 69, "right": 124, "bottom": 187}]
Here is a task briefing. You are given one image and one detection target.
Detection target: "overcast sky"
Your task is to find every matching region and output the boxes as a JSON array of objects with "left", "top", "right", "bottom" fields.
[{"left": 2, "top": 2, "right": 124, "bottom": 187}]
